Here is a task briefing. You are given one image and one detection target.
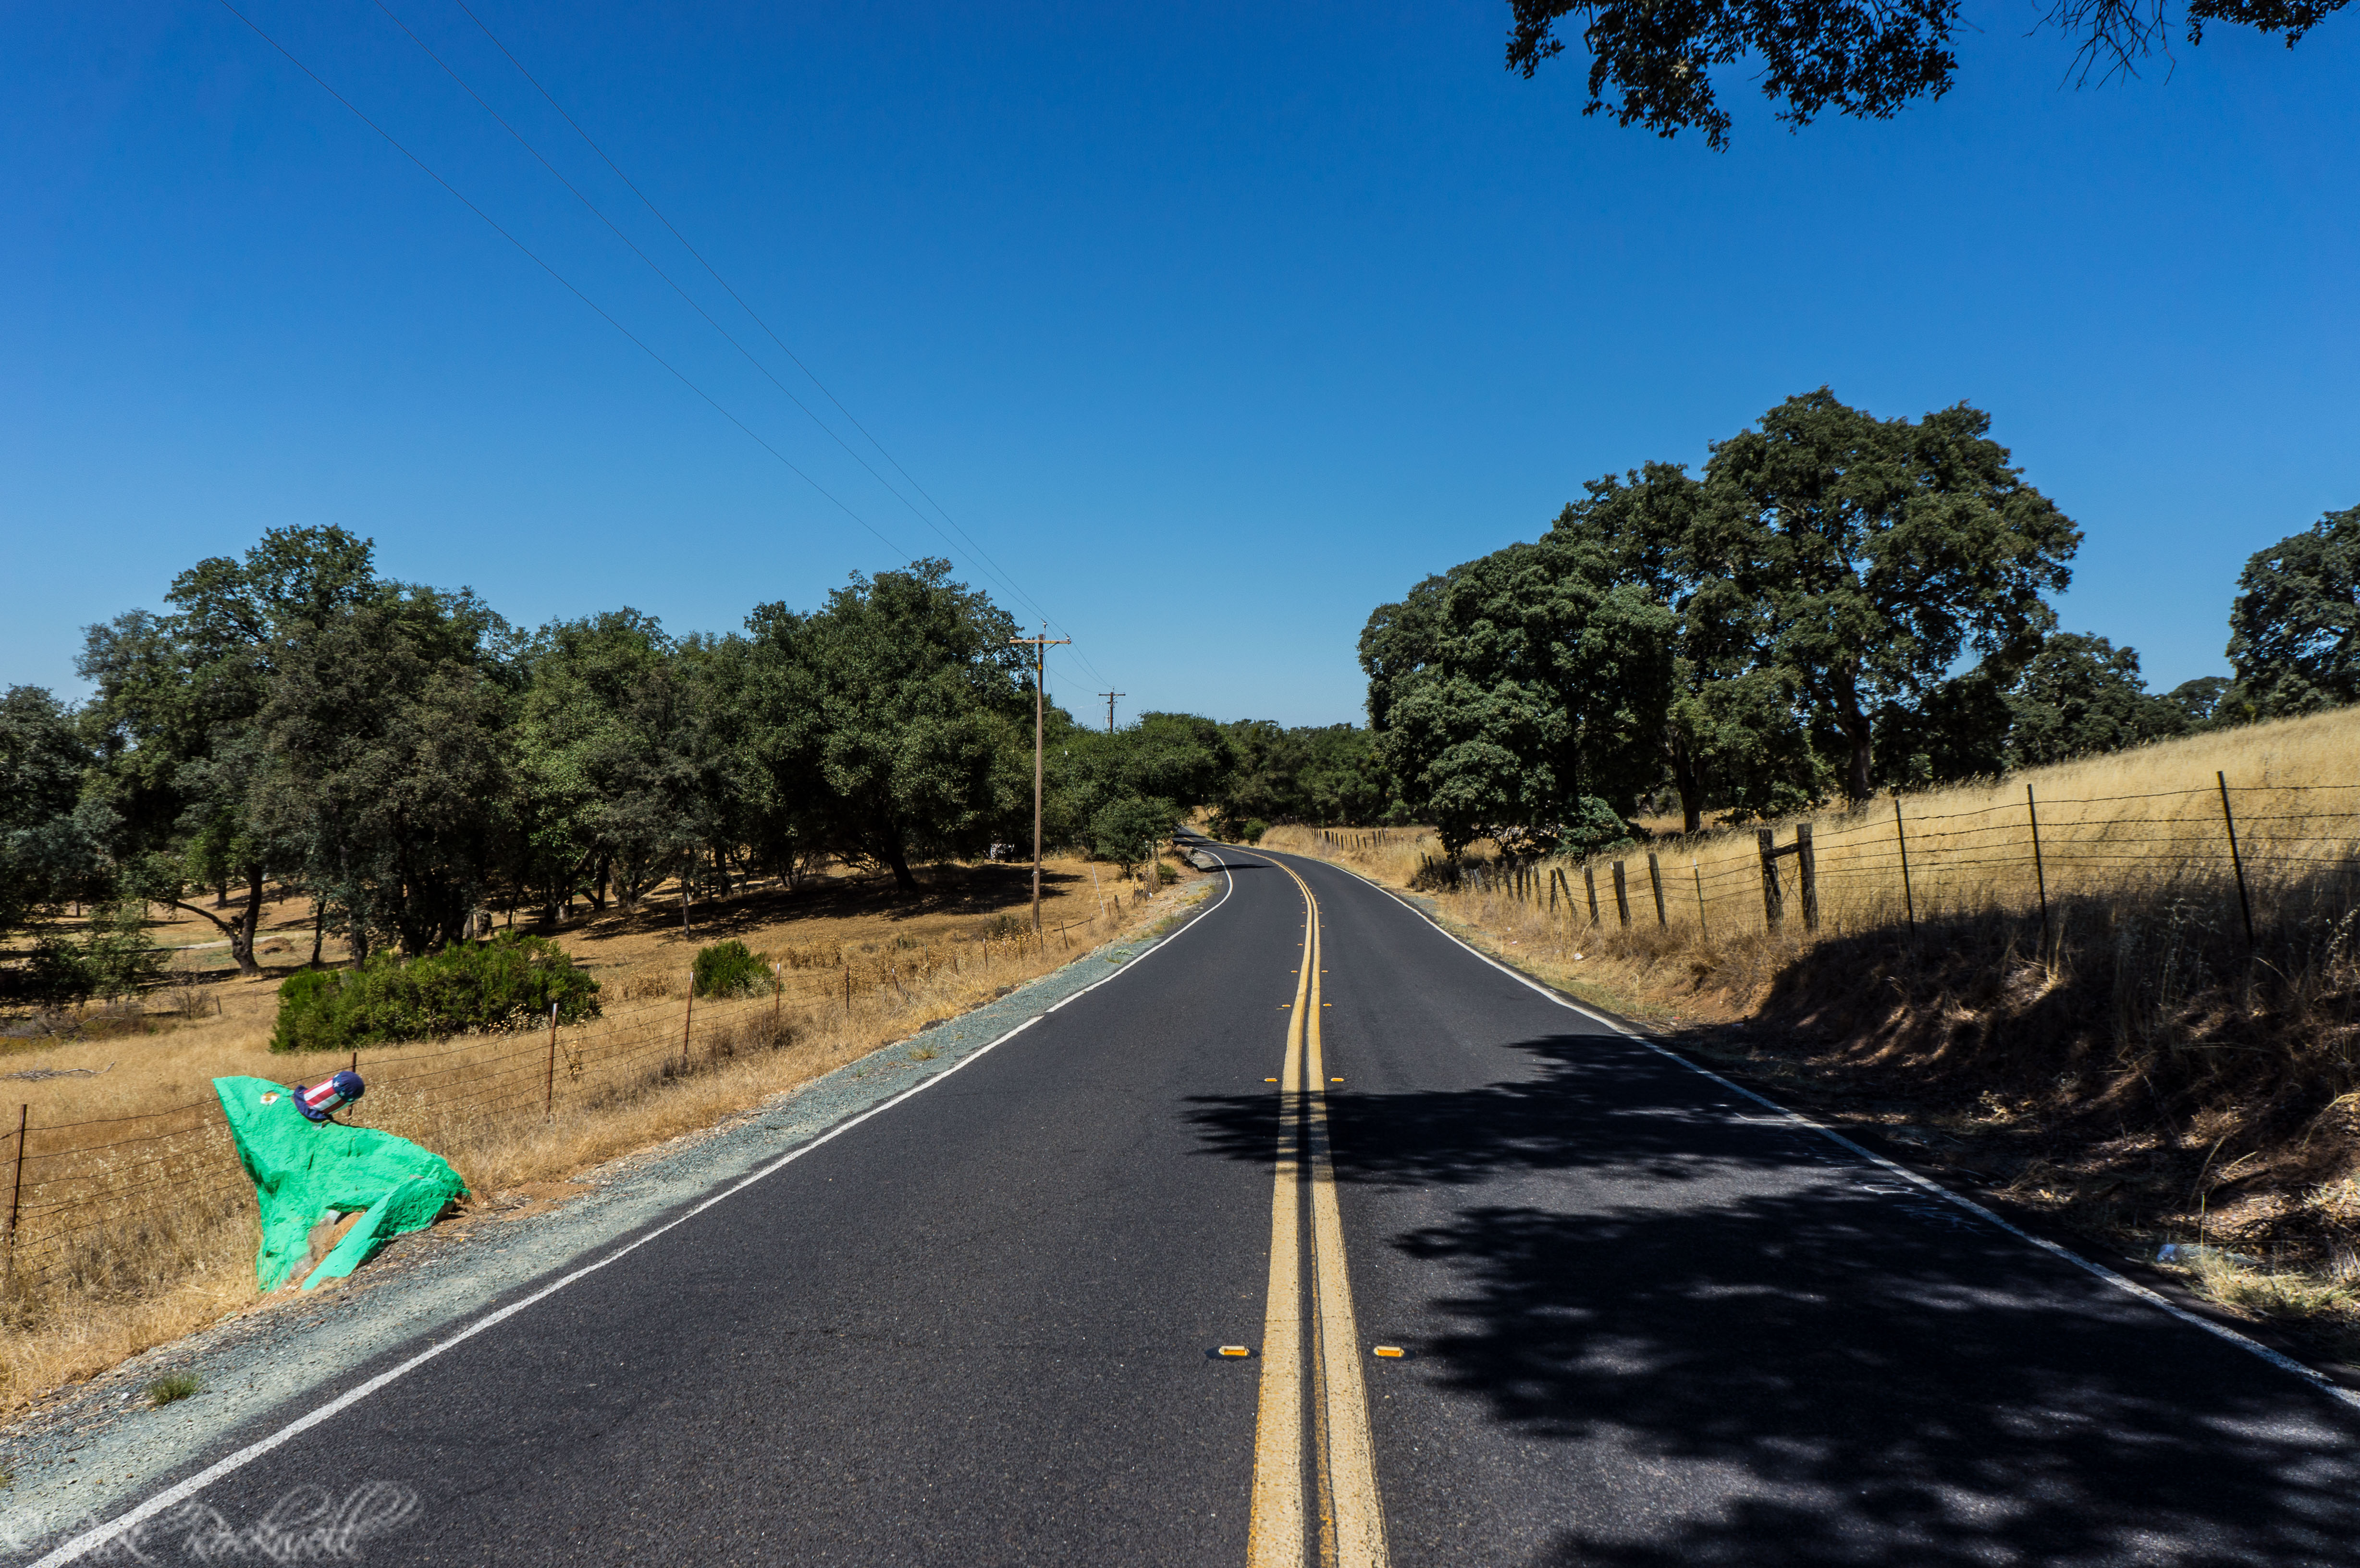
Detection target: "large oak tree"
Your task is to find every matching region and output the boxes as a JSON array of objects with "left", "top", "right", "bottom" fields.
[{"left": 1697, "top": 390, "right": 2080, "bottom": 802}]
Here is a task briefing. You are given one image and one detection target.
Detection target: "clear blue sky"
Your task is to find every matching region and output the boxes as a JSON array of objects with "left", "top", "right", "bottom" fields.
[{"left": 5, "top": 1, "right": 2355, "bottom": 725}]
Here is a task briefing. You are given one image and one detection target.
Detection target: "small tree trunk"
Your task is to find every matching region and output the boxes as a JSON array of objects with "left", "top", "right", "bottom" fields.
[
  {"left": 1831, "top": 670, "right": 1876, "bottom": 803},
  {"left": 885, "top": 842, "right": 918, "bottom": 894},
  {"left": 229, "top": 865, "right": 265, "bottom": 975},
  {"left": 309, "top": 900, "right": 325, "bottom": 967},
  {"left": 1668, "top": 731, "right": 1704, "bottom": 834}
]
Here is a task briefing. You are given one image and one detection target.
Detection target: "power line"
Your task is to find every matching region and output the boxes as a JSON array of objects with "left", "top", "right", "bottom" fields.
[
  {"left": 440, "top": 0, "right": 1110, "bottom": 686},
  {"left": 212, "top": 0, "right": 915, "bottom": 566},
  {"left": 375, "top": 0, "right": 1048, "bottom": 633}
]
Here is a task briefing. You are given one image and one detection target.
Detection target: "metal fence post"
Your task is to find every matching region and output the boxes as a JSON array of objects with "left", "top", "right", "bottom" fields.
[
  {"left": 2026, "top": 784, "right": 2051, "bottom": 957},
  {"left": 1611, "top": 861, "right": 1631, "bottom": 927},
  {"left": 544, "top": 1002, "right": 558, "bottom": 1121},
  {"left": 1647, "top": 852, "right": 1668, "bottom": 928},
  {"left": 2219, "top": 771, "right": 2256, "bottom": 947},
  {"left": 1893, "top": 795, "right": 1916, "bottom": 934},
  {"left": 1693, "top": 858, "right": 1709, "bottom": 940},
  {"left": 1757, "top": 829, "right": 1783, "bottom": 929},
  {"left": 682, "top": 974, "right": 694, "bottom": 1067},
  {"left": 1796, "top": 823, "right": 1819, "bottom": 933},
  {"left": 3, "top": 1104, "right": 24, "bottom": 1279}
]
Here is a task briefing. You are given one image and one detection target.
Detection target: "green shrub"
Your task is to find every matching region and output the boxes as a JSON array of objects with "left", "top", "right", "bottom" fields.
[
  {"left": 1242, "top": 819, "right": 1269, "bottom": 845},
  {"left": 146, "top": 1370, "right": 202, "bottom": 1407},
  {"left": 270, "top": 932, "right": 600, "bottom": 1053},
  {"left": 1090, "top": 795, "right": 1176, "bottom": 872},
  {"left": 693, "top": 939, "right": 772, "bottom": 999},
  {"left": 1558, "top": 795, "right": 1637, "bottom": 858}
]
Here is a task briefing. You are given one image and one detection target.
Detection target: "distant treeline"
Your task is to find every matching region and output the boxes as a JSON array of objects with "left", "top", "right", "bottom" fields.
[
  {"left": 0, "top": 529, "right": 1374, "bottom": 990},
  {"left": 1363, "top": 389, "right": 2359, "bottom": 854}
]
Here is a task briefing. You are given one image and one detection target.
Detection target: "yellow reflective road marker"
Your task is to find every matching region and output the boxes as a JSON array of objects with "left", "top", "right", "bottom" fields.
[
  {"left": 1220, "top": 1345, "right": 1254, "bottom": 1358},
  {"left": 1372, "top": 1347, "right": 1404, "bottom": 1359}
]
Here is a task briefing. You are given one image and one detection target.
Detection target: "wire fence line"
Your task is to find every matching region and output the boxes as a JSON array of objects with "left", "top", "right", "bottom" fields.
[
  {"left": 0, "top": 915, "right": 1096, "bottom": 1304},
  {"left": 1375, "top": 774, "right": 2360, "bottom": 947}
]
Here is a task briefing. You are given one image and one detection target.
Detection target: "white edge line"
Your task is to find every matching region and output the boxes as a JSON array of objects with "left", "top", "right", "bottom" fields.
[
  {"left": 1265, "top": 847, "right": 2360, "bottom": 1417},
  {"left": 29, "top": 861, "right": 1241, "bottom": 1567}
]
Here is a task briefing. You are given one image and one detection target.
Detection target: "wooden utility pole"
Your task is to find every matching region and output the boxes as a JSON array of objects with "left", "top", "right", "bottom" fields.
[
  {"left": 1098, "top": 691, "right": 1125, "bottom": 734},
  {"left": 1011, "top": 627, "right": 1072, "bottom": 933}
]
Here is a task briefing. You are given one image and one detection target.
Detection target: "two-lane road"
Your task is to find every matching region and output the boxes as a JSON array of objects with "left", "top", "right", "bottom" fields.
[{"left": 35, "top": 840, "right": 2360, "bottom": 1566}]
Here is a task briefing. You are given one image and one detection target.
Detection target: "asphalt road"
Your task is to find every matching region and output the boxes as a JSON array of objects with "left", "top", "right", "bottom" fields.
[{"left": 41, "top": 840, "right": 2360, "bottom": 1566}]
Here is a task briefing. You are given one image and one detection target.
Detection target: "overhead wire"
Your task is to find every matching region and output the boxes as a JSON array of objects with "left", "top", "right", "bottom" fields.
[
  {"left": 436, "top": 0, "right": 1111, "bottom": 691},
  {"left": 211, "top": 1, "right": 922, "bottom": 567},
  {"left": 374, "top": 0, "right": 1074, "bottom": 659}
]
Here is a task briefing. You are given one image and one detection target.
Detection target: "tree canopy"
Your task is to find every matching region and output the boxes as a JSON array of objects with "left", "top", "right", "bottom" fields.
[
  {"left": 12, "top": 541, "right": 1352, "bottom": 999},
  {"left": 1360, "top": 531, "right": 1675, "bottom": 854},
  {"left": 747, "top": 561, "right": 1030, "bottom": 892},
  {"left": 1505, "top": 0, "right": 2346, "bottom": 149},
  {"left": 2227, "top": 504, "right": 2360, "bottom": 717},
  {"left": 1352, "top": 389, "right": 2294, "bottom": 846},
  {"left": 1699, "top": 391, "right": 2079, "bottom": 802}
]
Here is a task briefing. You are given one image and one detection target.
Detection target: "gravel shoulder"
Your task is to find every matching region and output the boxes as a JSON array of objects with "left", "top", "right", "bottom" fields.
[{"left": 0, "top": 881, "right": 1221, "bottom": 1560}]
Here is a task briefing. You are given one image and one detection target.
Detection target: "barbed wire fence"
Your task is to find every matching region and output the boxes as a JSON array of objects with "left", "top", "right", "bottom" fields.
[{"left": 1334, "top": 774, "right": 2360, "bottom": 962}]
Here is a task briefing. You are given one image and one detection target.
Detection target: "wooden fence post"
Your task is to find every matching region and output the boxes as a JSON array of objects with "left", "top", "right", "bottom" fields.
[
  {"left": 1795, "top": 823, "right": 1819, "bottom": 933},
  {"left": 1757, "top": 829, "right": 1783, "bottom": 929},
  {"left": 1692, "top": 858, "right": 1709, "bottom": 939},
  {"left": 1611, "top": 861, "right": 1631, "bottom": 927},
  {"left": 1584, "top": 866, "right": 1600, "bottom": 925},
  {"left": 2219, "top": 771, "right": 2256, "bottom": 947},
  {"left": 1892, "top": 795, "right": 1916, "bottom": 934},
  {"left": 2026, "top": 785, "right": 2050, "bottom": 956},
  {"left": 1549, "top": 868, "right": 1560, "bottom": 915},
  {"left": 544, "top": 1002, "right": 558, "bottom": 1121},
  {"left": 1647, "top": 853, "right": 1667, "bottom": 928},
  {"left": 3, "top": 1104, "right": 24, "bottom": 1279}
]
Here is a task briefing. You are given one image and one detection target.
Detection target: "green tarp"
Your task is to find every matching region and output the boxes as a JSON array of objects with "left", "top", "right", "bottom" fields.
[{"left": 212, "top": 1076, "right": 467, "bottom": 1292}]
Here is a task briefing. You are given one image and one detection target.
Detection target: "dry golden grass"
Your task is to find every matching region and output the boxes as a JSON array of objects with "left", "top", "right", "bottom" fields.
[
  {"left": 0, "top": 849, "right": 1195, "bottom": 1415},
  {"left": 1282, "top": 705, "right": 2360, "bottom": 950},
  {"left": 1271, "top": 705, "right": 2360, "bottom": 1017},
  {"left": 1266, "top": 707, "right": 2360, "bottom": 1357}
]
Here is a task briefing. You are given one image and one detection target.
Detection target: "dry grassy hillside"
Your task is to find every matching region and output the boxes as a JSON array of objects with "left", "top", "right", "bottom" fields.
[{"left": 1267, "top": 706, "right": 2360, "bottom": 1358}]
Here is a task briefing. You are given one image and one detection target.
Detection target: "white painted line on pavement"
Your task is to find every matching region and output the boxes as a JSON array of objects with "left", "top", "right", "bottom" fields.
[
  {"left": 30, "top": 862, "right": 1242, "bottom": 1568},
  {"left": 1269, "top": 848, "right": 2360, "bottom": 1418}
]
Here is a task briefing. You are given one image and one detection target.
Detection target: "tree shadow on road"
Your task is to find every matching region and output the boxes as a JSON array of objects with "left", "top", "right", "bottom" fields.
[{"left": 1185, "top": 1030, "right": 2360, "bottom": 1566}]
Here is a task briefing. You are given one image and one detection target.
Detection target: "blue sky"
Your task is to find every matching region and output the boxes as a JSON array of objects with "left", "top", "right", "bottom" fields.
[{"left": 5, "top": 1, "right": 2355, "bottom": 725}]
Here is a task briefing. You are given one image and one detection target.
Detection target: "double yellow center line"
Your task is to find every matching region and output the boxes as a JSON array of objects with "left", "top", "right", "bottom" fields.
[{"left": 1247, "top": 858, "right": 1389, "bottom": 1568}]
